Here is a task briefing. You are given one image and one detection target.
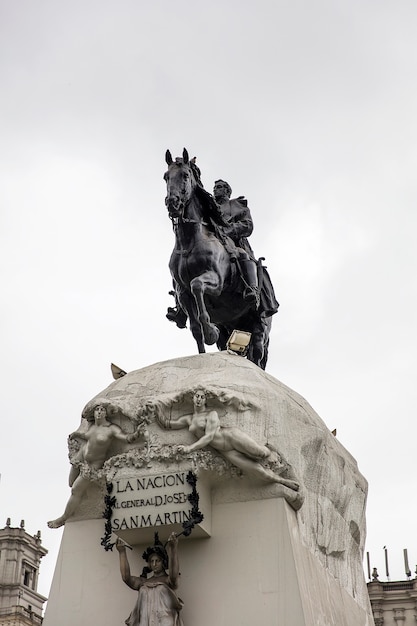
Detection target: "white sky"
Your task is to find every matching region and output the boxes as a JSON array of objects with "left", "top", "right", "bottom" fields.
[{"left": 1, "top": 0, "right": 416, "bottom": 598}]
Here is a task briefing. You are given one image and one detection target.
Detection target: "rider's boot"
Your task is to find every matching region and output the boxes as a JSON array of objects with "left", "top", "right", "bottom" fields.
[
  {"left": 166, "top": 289, "right": 188, "bottom": 328},
  {"left": 166, "top": 306, "right": 188, "bottom": 329},
  {"left": 240, "top": 259, "right": 260, "bottom": 308}
]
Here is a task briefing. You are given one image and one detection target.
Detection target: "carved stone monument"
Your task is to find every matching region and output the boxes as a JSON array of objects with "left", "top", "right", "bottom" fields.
[
  {"left": 44, "top": 150, "right": 374, "bottom": 625},
  {"left": 44, "top": 352, "right": 374, "bottom": 625}
]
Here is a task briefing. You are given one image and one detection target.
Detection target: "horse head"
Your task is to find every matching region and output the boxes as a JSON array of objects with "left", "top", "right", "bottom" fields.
[{"left": 164, "top": 148, "right": 201, "bottom": 219}]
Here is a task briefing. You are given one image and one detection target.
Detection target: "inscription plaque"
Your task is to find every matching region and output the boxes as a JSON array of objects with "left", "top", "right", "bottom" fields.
[{"left": 110, "top": 471, "right": 211, "bottom": 544}]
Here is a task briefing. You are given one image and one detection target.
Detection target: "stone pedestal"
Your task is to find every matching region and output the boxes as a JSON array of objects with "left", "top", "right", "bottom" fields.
[
  {"left": 43, "top": 353, "right": 375, "bottom": 625},
  {"left": 44, "top": 498, "right": 373, "bottom": 625}
]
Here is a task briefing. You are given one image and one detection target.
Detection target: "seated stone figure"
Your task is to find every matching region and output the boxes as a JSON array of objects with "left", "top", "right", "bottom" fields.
[{"left": 48, "top": 404, "right": 144, "bottom": 528}]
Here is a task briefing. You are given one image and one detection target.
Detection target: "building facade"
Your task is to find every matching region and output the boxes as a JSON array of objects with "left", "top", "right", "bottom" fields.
[
  {"left": 368, "top": 577, "right": 417, "bottom": 625},
  {"left": 0, "top": 520, "right": 47, "bottom": 625}
]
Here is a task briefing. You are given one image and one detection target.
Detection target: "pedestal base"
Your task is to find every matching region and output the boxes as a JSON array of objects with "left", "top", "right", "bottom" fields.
[{"left": 44, "top": 498, "right": 374, "bottom": 626}]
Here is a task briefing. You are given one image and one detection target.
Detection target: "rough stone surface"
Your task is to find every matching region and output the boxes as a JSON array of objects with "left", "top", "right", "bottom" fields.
[{"left": 72, "top": 351, "right": 370, "bottom": 609}]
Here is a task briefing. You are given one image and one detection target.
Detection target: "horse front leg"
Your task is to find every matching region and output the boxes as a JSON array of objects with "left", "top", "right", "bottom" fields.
[
  {"left": 180, "top": 292, "right": 206, "bottom": 354},
  {"left": 190, "top": 272, "right": 220, "bottom": 345},
  {"left": 189, "top": 315, "right": 206, "bottom": 353}
]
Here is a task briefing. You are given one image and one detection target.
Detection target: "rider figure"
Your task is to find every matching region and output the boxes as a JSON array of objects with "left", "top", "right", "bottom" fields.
[
  {"left": 166, "top": 179, "right": 279, "bottom": 326},
  {"left": 211, "top": 179, "right": 259, "bottom": 306}
]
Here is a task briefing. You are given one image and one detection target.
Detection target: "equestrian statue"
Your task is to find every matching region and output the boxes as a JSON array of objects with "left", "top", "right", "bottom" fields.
[{"left": 164, "top": 148, "right": 279, "bottom": 370}]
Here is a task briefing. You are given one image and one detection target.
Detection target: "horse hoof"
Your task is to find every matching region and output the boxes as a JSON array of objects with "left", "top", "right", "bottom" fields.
[{"left": 204, "top": 326, "right": 220, "bottom": 345}]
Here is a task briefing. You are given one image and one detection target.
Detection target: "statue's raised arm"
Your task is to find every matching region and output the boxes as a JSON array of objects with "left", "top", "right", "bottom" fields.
[{"left": 116, "top": 533, "right": 184, "bottom": 626}]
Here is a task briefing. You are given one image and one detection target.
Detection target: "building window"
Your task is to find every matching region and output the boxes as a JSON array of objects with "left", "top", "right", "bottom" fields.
[{"left": 23, "top": 569, "right": 31, "bottom": 586}]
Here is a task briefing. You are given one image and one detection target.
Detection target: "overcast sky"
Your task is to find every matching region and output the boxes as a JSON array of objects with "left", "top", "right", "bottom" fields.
[{"left": 1, "top": 0, "right": 416, "bottom": 598}]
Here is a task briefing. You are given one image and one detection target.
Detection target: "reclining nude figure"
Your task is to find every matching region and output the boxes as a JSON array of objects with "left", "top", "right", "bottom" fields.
[
  {"left": 48, "top": 404, "right": 144, "bottom": 528},
  {"left": 158, "top": 389, "right": 302, "bottom": 506}
]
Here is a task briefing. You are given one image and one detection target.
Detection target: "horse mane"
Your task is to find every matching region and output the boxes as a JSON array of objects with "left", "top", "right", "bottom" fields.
[
  {"left": 189, "top": 159, "right": 203, "bottom": 186},
  {"left": 193, "top": 184, "right": 225, "bottom": 231},
  {"left": 195, "top": 184, "right": 230, "bottom": 230},
  {"left": 185, "top": 160, "right": 224, "bottom": 229}
]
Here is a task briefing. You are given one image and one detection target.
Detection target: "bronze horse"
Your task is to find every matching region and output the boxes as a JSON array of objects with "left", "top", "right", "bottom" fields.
[{"left": 164, "top": 148, "right": 272, "bottom": 369}]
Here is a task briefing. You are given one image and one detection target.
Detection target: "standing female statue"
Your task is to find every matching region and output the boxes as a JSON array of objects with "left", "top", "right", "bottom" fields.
[{"left": 116, "top": 533, "right": 184, "bottom": 626}]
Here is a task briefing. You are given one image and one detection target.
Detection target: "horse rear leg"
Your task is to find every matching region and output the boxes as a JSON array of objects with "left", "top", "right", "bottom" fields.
[
  {"left": 250, "top": 317, "right": 269, "bottom": 370},
  {"left": 190, "top": 273, "right": 220, "bottom": 345},
  {"left": 180, "top": 292, "right": 206, "bottom": 354}
]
